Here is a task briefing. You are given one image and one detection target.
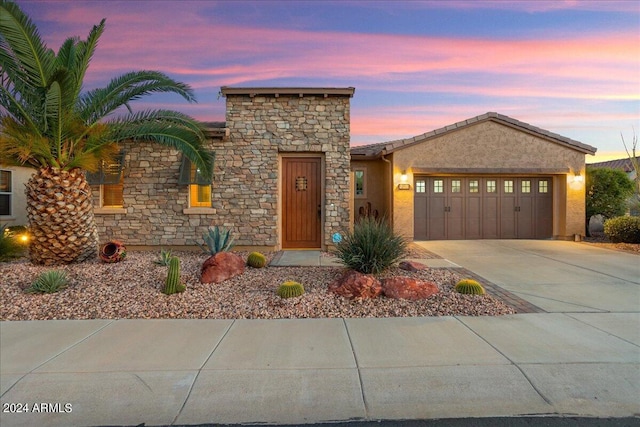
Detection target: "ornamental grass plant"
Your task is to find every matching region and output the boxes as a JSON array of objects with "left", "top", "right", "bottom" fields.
[
  {"left": 25, "top": 270, "right": 69, "bottom": 294},
  {"left": 334, "top": 217, "right": 408, "bottom": 275}
]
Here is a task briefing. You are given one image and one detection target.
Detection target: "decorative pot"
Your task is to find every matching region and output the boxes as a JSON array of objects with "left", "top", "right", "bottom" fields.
[{"left": 99, "top": 240, "right": 127, "bottom": 263}]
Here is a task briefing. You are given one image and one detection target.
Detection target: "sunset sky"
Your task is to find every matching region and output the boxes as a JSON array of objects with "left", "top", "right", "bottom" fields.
[{"left": 15, "top": 0, "right": 640, "bottom": 161}]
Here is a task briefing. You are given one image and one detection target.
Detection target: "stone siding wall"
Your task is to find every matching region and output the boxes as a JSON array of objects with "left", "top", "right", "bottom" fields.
[
  {"left": 92, "top": 140, "right": 222, "bottom": 247},
  {"left": 93, "top": 92, "right": 352, "bottom": 249},
  {"left": 222, "top": 94, "right": 351, "bottom": 248}
]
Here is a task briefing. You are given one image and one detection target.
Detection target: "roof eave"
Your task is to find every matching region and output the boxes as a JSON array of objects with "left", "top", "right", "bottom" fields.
[{"left": 220, "top": 86, "right": 355, "bottom": 98}]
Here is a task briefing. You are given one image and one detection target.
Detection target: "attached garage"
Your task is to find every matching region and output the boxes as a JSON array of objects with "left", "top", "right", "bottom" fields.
[
  {"left": 414, "top": 176, "right": 552, "bottom": 240},
  {"left": 350, "top": 112, "right": 597, "bottom": 241}
]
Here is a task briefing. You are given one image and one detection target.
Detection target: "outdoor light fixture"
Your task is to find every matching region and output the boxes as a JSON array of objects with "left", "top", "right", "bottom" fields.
[
  {"left": 398, "top": 171, "right": 411, "bottom": 190},
  {"left": 573, "top": 173, "right": 584, "bottom": 183}
]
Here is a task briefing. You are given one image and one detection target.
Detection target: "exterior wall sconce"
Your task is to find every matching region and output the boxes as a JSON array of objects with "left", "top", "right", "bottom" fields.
[
  {"left": 573, "top": 173, "right": 584, "bottom": 183},
  {"left": 398, "top": 171, "right": 411, "bottom": 190}
]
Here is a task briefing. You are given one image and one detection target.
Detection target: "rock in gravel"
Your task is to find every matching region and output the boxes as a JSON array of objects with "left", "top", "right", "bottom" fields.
[
  {"left": 382, "top": 277, "right": 439, "bottom": 300},
  {"left": 328, "top": 270, "right": 382, "bottom": 299},
  {"left": 399, "top": 261, "right": 428, "bottom": 272},
  {"left": 201, "top": 252, "right": 245, "bottom": 284}
]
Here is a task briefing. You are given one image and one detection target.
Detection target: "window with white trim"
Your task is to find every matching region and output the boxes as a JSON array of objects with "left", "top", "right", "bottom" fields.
[{"left": 0, "top": 170, "right": 12, "bottom": 216}]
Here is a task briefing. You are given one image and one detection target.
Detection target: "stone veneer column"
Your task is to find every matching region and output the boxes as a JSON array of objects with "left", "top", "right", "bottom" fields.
[{"left": 219, "top": 88, "right": 353, "bottom": 248}]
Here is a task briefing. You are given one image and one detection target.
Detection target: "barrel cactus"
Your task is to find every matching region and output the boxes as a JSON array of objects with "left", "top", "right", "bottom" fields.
[
  {"left": 247, "top": 252, "right": 267, "bottom": 268},
  {"left": 163, "top": 256, "right": 186, "bottom": 295},
  {"left": 276, "top": 281, "right": 305, "bottom": 299},
  {"left": 454, "top": 279, "right": 485, "bottom": 295}
]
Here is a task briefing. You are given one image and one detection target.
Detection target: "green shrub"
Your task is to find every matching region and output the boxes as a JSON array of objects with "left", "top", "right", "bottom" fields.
[
  {"left": 247, "top": 252, "right": 267, "bottom": 268},
  {"left": 26, "top": 270, "right": 69, "bottom": 294},
  {"left": 333, "top": 217, "right": 408, "bottom": 274},
  {"left": 604, "top": 216, "right": 640, "bottom": 243},
  {"left": 0, "top": 223, "right": 24, "bottom": 261},
  {"left": 277, "top": 281, "right": 305, "bottom": 299},
  {"left": 153, "top": 248, "right": 172, "bottom": 266},
  {"left": 163, "top": 256, "right": 186, "bottom": 295},
  {"left": 455, "top": 279, "right": 485, "bottom": 295},
  {"left": 197, "top": 226, "right": 235, "bottom": 255}
]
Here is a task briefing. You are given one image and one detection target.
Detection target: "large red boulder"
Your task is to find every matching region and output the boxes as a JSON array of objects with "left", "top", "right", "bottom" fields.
[
  {"left": 382, "top": 277, "right": 439, "bottom": 300},
  {"left": 201, "top": 252, "right": 245, "bottom": 284},
  {"left": 328, "top": 270, "right": 382, "bottom": 299}
]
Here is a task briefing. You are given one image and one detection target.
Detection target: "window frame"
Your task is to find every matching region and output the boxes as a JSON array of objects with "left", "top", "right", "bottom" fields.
[
  {"left": 353, "top": 168, "right": 367, "bottom": 198},
  {"left": 179, "top": 152, "right": 215, "bottom": 208},
  {"left": 86, "top": 152, "right": 126, "bottom": 209},
  {"left": 0, "top": 169, "right": 12, "bottom": 217}
]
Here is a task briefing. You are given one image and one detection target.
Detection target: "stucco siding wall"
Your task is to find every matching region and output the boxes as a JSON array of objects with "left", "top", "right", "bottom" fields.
[
  {"left": 351, "top": 159, "right": 389, "bottom": 220},
  {"left": 0, "top": 165, "right": 34, "bottom": 226},
  {"left": 391, "top": 120, "right": 588, "bottom": 239}
]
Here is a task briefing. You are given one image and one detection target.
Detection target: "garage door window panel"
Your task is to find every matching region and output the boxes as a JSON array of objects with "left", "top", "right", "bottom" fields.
[
  {"left": 504, "top": 180, "right": 514, "bottom": 193},
  {"left": 433, "top": 179, "right": 444, "bottom": 193},
  {"left": 539, "top": 180, "right": 548, "bottom": 193}
]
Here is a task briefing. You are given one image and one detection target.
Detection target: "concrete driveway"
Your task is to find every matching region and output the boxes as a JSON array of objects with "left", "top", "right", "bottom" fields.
[{"left": 415, "top": 239, "right": 640, "bottom": 314}]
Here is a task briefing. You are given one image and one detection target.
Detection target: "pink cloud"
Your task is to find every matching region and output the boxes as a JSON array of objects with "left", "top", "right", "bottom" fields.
[{"left": 29, "top": 3, "right": 638, "bottom": 105}]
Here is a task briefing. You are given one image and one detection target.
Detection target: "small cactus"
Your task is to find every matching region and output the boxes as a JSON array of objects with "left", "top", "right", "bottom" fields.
[
  {"left": 455, "top": 279, "right": 485, "bottom": 295},
  {"left": 276, "top": 281, "right": 305, "bottom": 299},
  {"left": 163, "top": 256, "right": 186, "bottom": 295},
  {"left": 247, "top": 252, "right": 267, "bottom": 268}
]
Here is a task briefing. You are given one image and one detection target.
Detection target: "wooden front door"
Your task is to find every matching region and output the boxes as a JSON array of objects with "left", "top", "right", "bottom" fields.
[{"left": 282, "top": 157, "right": 322, "bottom": 248}]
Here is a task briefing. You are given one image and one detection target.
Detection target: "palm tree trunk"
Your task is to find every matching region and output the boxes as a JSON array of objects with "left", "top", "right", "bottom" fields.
[{"left": 25, "top": 168, "right": 99, "bottom": 265}]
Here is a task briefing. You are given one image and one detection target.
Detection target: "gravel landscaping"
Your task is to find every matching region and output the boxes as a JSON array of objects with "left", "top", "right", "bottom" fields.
[{"left": 0, "top": 251, "right": 516, "bottom": 321}]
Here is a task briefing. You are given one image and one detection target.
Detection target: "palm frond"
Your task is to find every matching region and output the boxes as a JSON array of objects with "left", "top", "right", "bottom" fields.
[
  {"left": 105, "top": 111, "right": 211, "bottom": 178},
  {"left": 78, "top": 70, "right": 197, "bottom": 124},
  {"left": 0, "top": 116, "right": 55, "bottom": 168},
  {"left": 55, "top": 19, "right": 104, "bottom": 105},
  {"left": 0, "top": 1, "right": 55, "bottom": 89}
]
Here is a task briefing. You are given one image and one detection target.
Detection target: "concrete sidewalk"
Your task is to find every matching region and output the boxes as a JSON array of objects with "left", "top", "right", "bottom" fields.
[{"left": 1, "top": 240, "right": 639, "bottom": 426}]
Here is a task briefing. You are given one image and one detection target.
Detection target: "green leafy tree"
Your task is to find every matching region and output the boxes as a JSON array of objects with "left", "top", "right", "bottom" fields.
[
  {"left": 621, "top": 130, "right": 639, "bottom": 215},
  {"left": 0, "top": 1, "right": 212, "bottom": 265},
  {"left": 585, "top": 167, "right": 635, "bottom": 236}
]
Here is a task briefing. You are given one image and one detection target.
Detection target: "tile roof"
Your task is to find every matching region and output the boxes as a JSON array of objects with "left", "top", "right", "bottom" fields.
[
  {"left": 588, "top": 156, "right": 639, "bottom": 172},
  {"left": 350, "top": 112, "right": 598, "bottom": 158}
]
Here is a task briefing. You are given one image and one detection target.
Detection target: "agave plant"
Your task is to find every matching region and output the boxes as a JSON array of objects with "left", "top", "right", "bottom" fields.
[
  {"left": 197, "top": 226, "right": 235, "bottom": 255},
  {"left": 0, "top": 1, "right": 212, "bottom": 265},
  {"left": 25, "top": 270, "right": 69, "bottom": 294},
  {"left": 153, "top": 248, "right": 173, "bottom": 266}
]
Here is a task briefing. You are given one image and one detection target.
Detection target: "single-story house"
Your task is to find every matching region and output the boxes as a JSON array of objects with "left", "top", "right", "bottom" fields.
[{"left": 1, "top": 86, "right": 597, "bottom": 248}]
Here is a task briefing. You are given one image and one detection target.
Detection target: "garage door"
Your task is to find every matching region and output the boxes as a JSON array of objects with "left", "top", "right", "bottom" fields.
[{"left": 414, "top": 177, "right": 552, "bottom": 240}]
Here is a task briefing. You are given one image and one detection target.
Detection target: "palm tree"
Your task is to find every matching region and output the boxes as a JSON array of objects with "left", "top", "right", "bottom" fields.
[{"left": 0, "top": 1, "right": 212, "bottom": 265}]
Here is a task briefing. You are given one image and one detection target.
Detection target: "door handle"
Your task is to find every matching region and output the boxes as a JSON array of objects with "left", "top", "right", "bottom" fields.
[{"left": 318, "top": 205, "right": 322, "bottom": 219}]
